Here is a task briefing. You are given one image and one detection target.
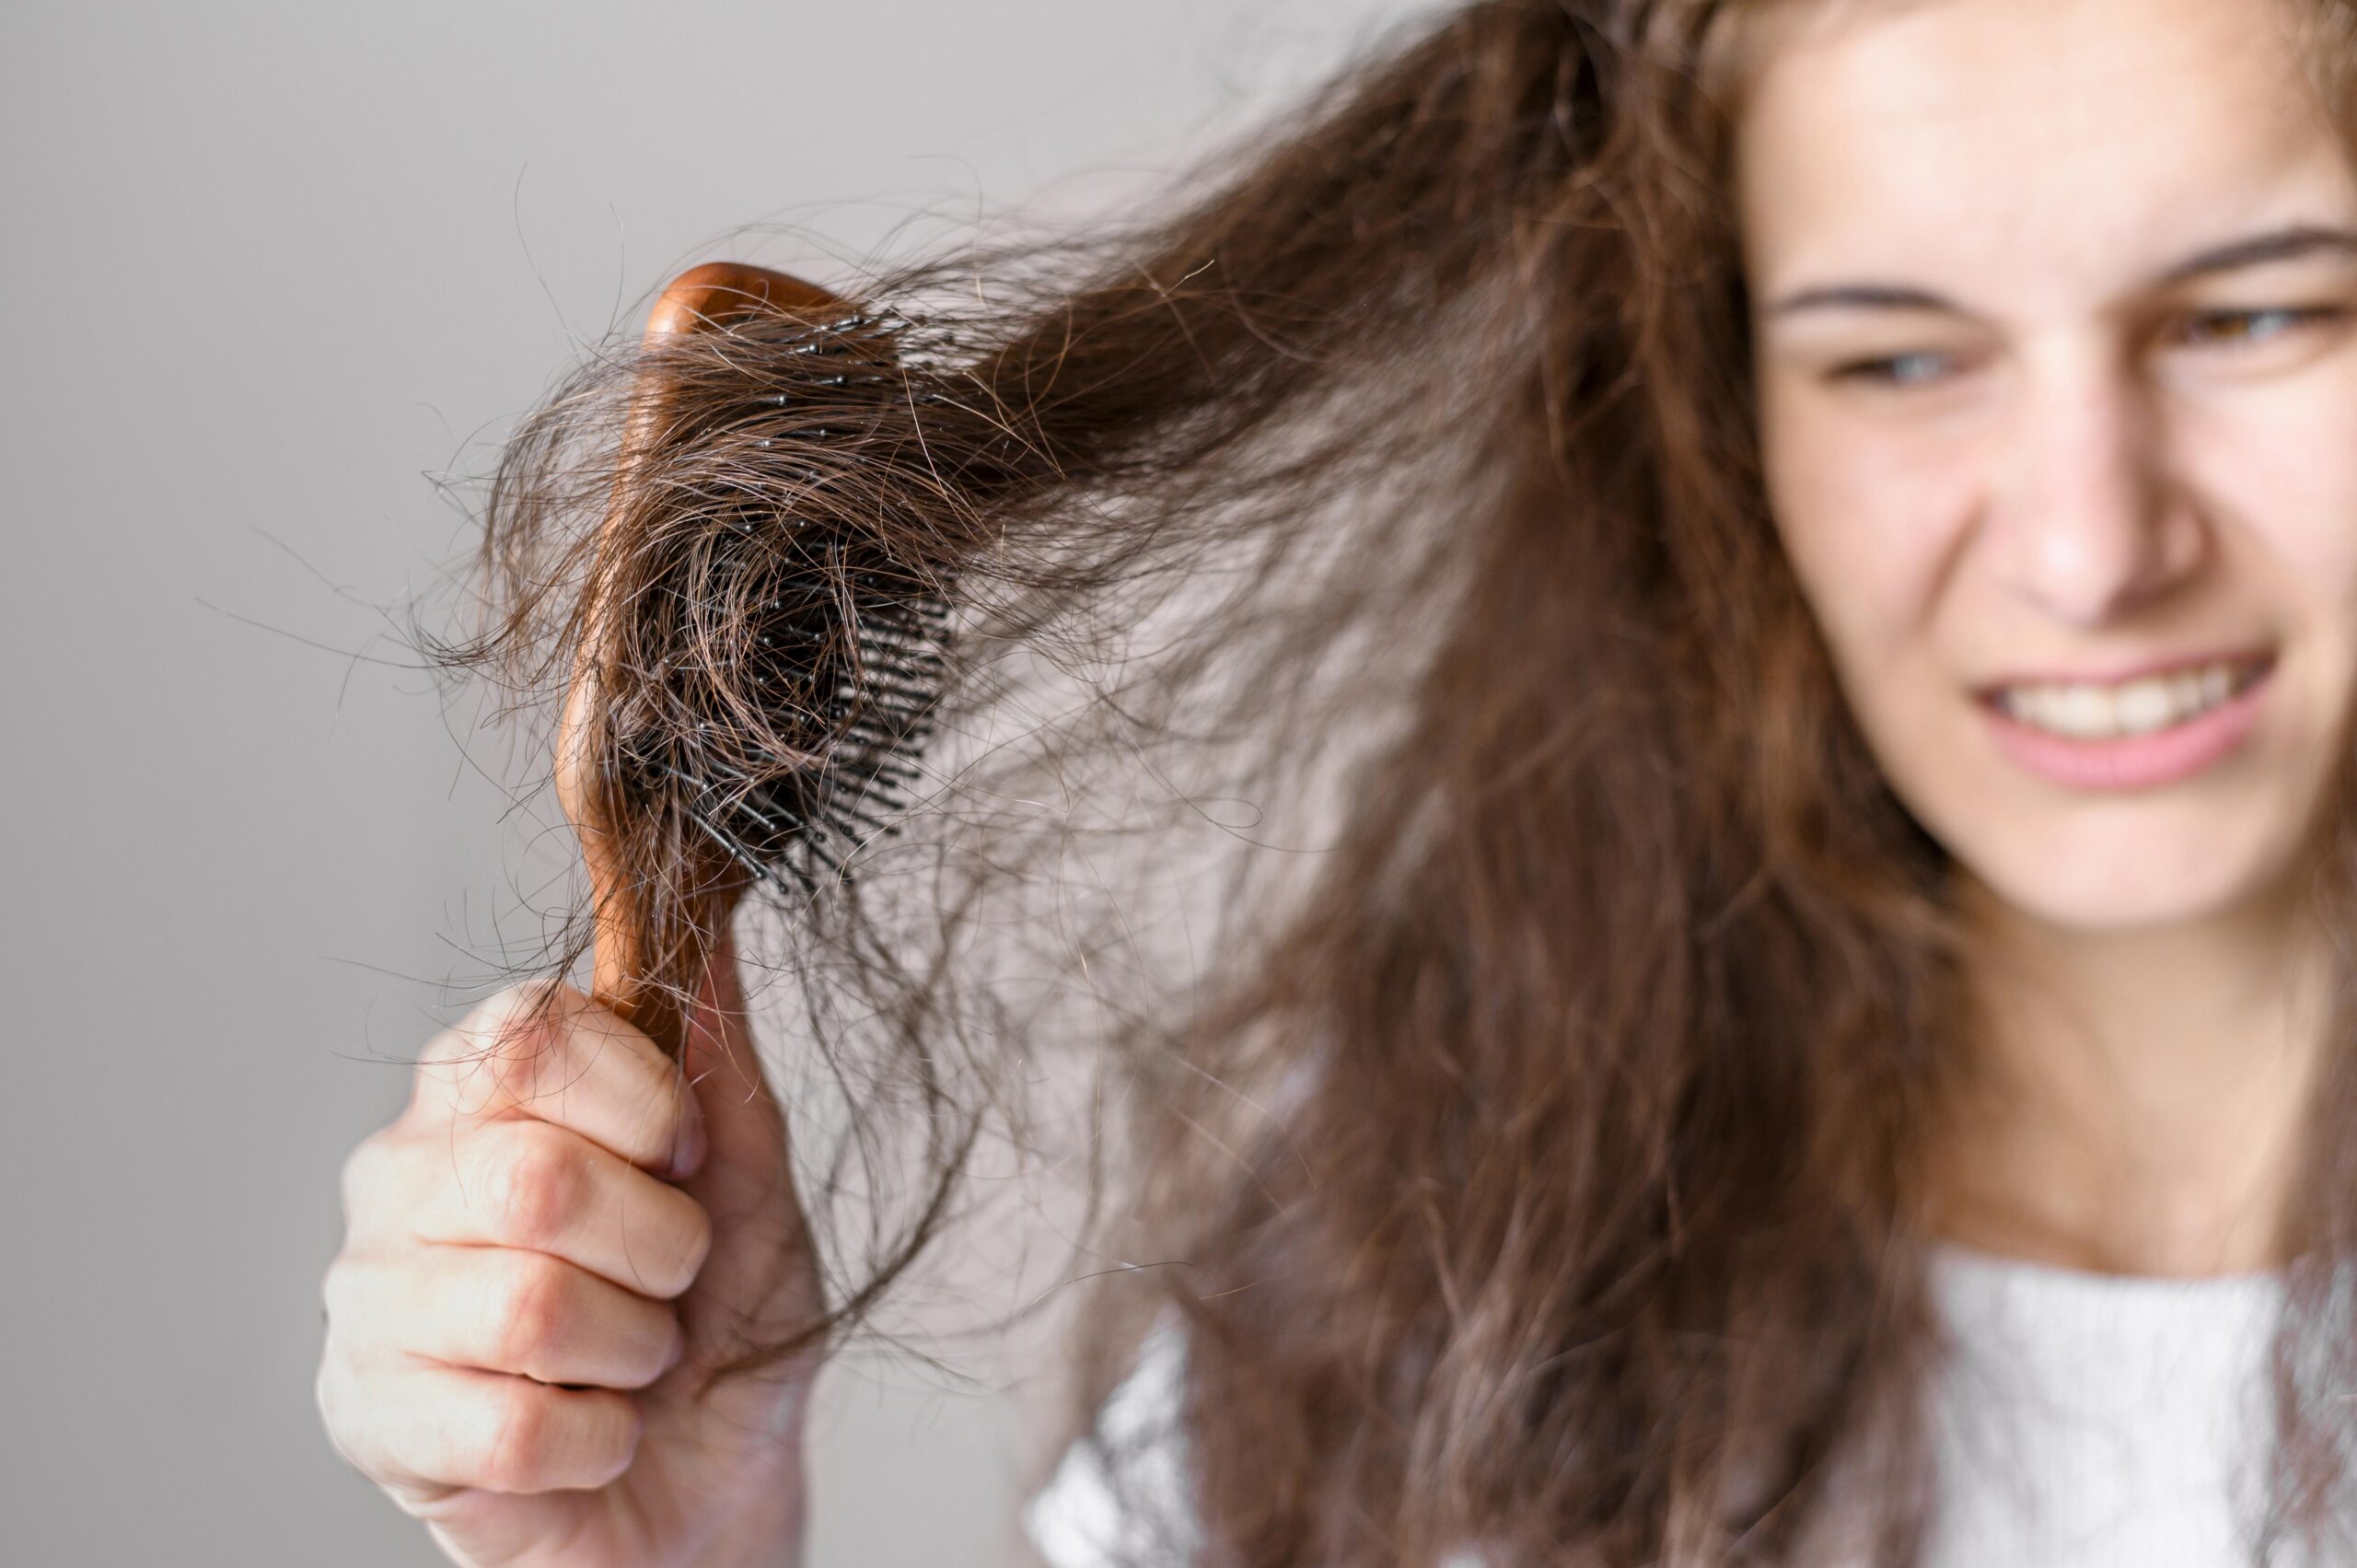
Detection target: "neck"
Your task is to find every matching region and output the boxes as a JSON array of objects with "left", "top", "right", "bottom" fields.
[{"left": 1925, "top": 874, "right": 2332, "bottom": 1279}]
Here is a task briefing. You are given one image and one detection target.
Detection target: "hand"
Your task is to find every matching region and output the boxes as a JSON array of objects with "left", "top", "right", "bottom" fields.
[{"left": 318, "top": 935, "right": 823, "bottom": 1566}]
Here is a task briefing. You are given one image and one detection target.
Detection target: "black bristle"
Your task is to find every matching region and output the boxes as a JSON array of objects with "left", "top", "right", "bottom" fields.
[{"left": 612, "top": 306, "right": 952, "bottom": 898}]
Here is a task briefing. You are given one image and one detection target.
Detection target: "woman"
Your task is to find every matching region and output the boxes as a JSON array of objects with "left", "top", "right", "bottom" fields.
[{"left": 316, "top": 0, "right": 2357, "bottom": 1562}]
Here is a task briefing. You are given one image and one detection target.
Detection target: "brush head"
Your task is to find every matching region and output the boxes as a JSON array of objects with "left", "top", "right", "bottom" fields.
[
  {"left": 604, "top": 296, "right": 952, "bottom": 899},
  {"left": 555, "top": 263, "right": 953, "bottom": 1054}
]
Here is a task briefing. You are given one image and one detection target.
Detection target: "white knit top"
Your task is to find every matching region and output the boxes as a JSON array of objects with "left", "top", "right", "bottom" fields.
[{"left": 1024, "top": 1244, "right": 2296, "bottom": 1567}]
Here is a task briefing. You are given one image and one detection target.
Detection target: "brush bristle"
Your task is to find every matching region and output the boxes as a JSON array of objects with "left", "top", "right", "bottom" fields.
[{"left": 608, "top": 307, "right": 957, "bottom": 900}]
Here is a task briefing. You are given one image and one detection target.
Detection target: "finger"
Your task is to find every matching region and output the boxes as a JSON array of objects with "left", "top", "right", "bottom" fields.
[
  {"left": 401, "top": 1117, "right": 714, "bottom": 1299},
  {"left": 416, "top": 981, "right": 707, "bottom": 1178},
  {"left": 322, "top": 1359, "right": 641, "bottom": 1499},
  {"left": 331, "top": 1245, "right": 684, "bottom": 1390}
]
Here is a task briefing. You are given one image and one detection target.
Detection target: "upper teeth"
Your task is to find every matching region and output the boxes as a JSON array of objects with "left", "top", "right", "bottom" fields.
[{"left": 1995, "top": 660, "right": 2256, "bottom": 739}]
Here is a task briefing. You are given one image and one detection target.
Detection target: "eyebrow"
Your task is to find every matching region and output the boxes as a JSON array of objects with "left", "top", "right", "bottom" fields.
[{"left": 1761, "top": 222, "right": 2357, "bottom": 319}]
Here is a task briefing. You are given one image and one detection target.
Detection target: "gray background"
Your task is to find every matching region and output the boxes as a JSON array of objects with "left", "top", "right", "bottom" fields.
[{"left": 0, "top": 3, "right": 1427, "bottom": 1562}]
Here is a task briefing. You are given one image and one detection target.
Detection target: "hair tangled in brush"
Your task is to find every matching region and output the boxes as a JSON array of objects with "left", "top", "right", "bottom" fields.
[{"left": 434, "top": 2, "right": 2357, "bottom": 1562}]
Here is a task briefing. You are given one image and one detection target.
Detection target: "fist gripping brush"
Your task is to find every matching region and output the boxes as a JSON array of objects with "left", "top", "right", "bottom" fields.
[{"left": 553, "top": 261, "right": 954, "bottom": 1061}]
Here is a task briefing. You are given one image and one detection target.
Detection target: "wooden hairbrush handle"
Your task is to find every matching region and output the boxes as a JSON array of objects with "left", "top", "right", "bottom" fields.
[{"left": 553, "top": 261, "right": 854, "bottom": 1060}]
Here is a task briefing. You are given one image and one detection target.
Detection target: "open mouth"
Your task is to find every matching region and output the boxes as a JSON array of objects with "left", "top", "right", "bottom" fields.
[
  {"left": 1976, "top": 650, "right": 2276, "bottom": 791},
  {"left": 1982, "top": 652, "right": 2274, "bottom": 741}
]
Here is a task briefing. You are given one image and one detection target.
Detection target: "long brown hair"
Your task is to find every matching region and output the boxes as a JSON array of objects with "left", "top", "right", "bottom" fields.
[{"left": 434, "top": 1, "right": 2357, "bottom": 1561}]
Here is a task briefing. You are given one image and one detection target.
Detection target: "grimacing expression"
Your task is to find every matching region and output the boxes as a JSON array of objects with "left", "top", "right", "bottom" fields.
[{"left": 1739, "top": 0, "right": 2357, "bottom": 935}]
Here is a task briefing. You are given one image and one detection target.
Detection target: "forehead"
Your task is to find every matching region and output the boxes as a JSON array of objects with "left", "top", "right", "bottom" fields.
[{"left": 1732, "top": 0, "right": 2347, "bottom": 294}]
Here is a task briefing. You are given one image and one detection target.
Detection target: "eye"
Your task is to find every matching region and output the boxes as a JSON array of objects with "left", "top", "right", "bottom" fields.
[
  {"left": 2174, "top": 305, "right": 2345, "bottom": 350},
  {"left": 1825, "top": 350, "right": 1958, "bottom": 389}
]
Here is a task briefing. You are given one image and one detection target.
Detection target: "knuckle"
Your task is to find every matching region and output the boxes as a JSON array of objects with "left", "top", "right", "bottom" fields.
[
  {"left": 319, "top": 1254, "right": 369, "bottom": 1338},
  {"left": 487, "top": 1254, "right": 573, "bottom": 1377},
  {"left": 474, "top": 1381, "right": 555, "bottom": 1493},
  {"left": 337, "top": 1131, "right": 392, "bottom": 1222},
  {"left": 476, "top": 977, "right": 583, "bottom": 1042},
  {"left": 427, "top": 981, "right": 587, "bottom": 1109},
  {"left": 481, "top": 1018, "right": 568, "bottom": 1105},
  {"left": 480, "top": 1123, "right": 582, "bottom": 1249},
  {"left": 313, "top": 1357, "right": 349, "bottom": 1444},
  {"left": 315, "top": 1361, "right": 371, "bottom": 1474}
]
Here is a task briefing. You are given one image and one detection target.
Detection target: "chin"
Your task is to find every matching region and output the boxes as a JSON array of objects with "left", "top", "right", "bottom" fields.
[
  {"left": 1932, "top": 796, "right": 2310, "bottom": 938},
  {"left": 1964, "top": 859, "right": 2252, "bottom": 936}
]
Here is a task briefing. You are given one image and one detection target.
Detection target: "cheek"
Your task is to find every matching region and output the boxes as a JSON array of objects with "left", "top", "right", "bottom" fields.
[
  {"left": 2234, "top": 435, "right": 2357, "bottom": 788},
  {"left": 1761, "top": 400, "right": 1973, "bottom": 670},
  {"left": 2213, "top": 379, "right": 2357, "bottom": 609}
]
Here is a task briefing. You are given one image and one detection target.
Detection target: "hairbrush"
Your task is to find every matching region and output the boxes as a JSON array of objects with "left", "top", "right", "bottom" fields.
[{"left": 554, "top": 261, "right": 952, "bottom": 1059}]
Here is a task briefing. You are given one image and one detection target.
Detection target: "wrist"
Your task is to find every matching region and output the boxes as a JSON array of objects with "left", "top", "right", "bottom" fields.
[
  {"left": 688, "top": 1507, "right": 803, "bottom": 1568},
  {"left": 685, "top": 1460, "right": 807, "bottom": 1568}
]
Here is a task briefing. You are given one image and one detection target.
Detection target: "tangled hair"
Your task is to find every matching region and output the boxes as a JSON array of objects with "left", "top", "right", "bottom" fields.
[{"left": 435, "top": 0, "right": 2357, "bottom": 1562}]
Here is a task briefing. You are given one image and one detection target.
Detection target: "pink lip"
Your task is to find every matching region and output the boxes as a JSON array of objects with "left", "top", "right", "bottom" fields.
[
  {"left": 1973, "top": 645, "right": 2273, "bottom": 696},
  {"left": 1980, "top": 661, "right": 2272, "bottom": 791}
]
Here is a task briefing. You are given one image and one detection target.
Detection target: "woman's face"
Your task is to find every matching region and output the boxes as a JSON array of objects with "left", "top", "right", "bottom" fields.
[{"left": 1741, "top": 0, "right": 2357, "bottom": 935}]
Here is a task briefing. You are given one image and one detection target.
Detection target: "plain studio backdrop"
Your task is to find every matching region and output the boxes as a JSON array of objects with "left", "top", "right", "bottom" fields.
[{"left": 0, "top": 2, "right": 1434, "bottom": 1562}]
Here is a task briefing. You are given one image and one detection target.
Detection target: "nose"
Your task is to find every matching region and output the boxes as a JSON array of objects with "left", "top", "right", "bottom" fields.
[{"left": 1985, "top": 348, "right": 2207, "bottom": 626}]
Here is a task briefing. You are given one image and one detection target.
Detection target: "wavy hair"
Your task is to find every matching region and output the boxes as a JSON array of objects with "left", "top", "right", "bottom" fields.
[{"left": 434, "top": 1, "right": 2357, "bottom": 1562}]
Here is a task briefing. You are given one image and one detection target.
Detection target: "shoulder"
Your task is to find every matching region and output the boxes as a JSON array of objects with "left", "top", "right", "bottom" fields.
[
  {"left": 1021, "top": 1324, "right": 1495, "bottom": 1568},
  {"left": 1024, "top": 1321, "right": 1196, "bottom": 1568}
]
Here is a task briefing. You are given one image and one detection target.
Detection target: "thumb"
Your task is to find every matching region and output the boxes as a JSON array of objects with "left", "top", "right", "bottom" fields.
[
  {"left": 677, "top": 929, "right": 789, "bottom": 1208},
  {"left": 670, "top": 930, "right": 820, "bottom": 1357}
]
